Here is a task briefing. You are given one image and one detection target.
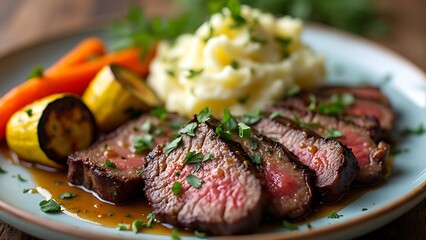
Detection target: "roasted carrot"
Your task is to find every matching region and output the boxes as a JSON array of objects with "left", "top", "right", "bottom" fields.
[
  {"left": 46, "top": 37, "right": 105, "bottom": 73},
  {"left": 0, "top": 46, "right": 155, "bottom": 139}
]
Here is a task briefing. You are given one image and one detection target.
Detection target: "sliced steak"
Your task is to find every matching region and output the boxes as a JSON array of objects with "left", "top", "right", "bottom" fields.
[
  {"left": 280, "top": 86, "right": 394, "bottom": 135},
  {"left": 67, "top": 113, "right": 184, "bottom": 203},
  {"left": 268, "top": 107, "right": 390, "bottom": 185},
  {"left": 142, "top": 119, "right": 263, "bottom": 235},
  {"left": 252, "top": 117, "right": 359, "bottom": 203}
]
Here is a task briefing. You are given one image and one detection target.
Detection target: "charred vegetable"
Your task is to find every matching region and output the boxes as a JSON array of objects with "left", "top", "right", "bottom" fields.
[
  {"left": 6, "top": 93, "right": 97, "bottom": 168},
  {"left": 82, "top": 64, "right": 159, "bottom": 132}
]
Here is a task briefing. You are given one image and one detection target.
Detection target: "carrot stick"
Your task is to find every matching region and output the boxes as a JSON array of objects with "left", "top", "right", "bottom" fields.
[
  {"left": 0, "top": 46, "right": 155, "bottom": 139},
  {"left": 46, "top": 37, "right": 105, "bottom": 73}
]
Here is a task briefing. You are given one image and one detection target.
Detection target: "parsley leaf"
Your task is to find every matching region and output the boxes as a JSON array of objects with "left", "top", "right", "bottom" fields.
[
  {"left": 147, "top": 212, "right": 156, "bottom": 227},
  {"left": 202, "top": 153, "right": 214, "bottom": 162},
  {"left": 171, "top": 228, "right": 181, "bottom": 240},
  {"left": 105, "top": 160, "right": 117, "bottom": 169},
  {"left": 141, "top": 121, "right": 152, "bottom": 133},
  {"left": 328, "top": 210, "right": 343, "bottom": 219},
  {"left": 187, "top": 69, "right": 204, "bottom": 79},
  {"left": 250, "top": 153, "right": 262, "bottom": 164},
  {"left": 195, "top": 230, "right": 207, "bottom": 238},
  {"left": 183, "top": 151, "right": 203, "bottom": 165},
  {"left": 150, "top": 107, "right": 168, "bottom": 120},
  {"left": 16, "top": 174, "right": 27, "bottom": 182},
  {"left": 132, "top": 219, "right": 146, "bottom": 233},
  {"left": 134, "top": 134, "right": 154, "bottom": 153},
  {"left": 240, "top": 111, "right": 263, "bottom": 125},
  {"left": 186, "top": 174, "right": 202, "bottom": 189},
  {"left": 28, "top": 65, "right": 44, "bottom": 79},
  {"left": 172, "top": 181, "right": 182, "bottom": 196},
  {"left": 227, "top": 0, "right": 246, "bottom": 28},
  {"left": 222, "top": 108, "right": 238, "bottom": 131},
  {"left": 215, "top": 125, "right": 232, "bottom": 140},
  {"left": 59, "top": 192, "right": 77, "bottom": 199},
  {"left": 39, "top": 199, "right": 61, "bottom": 213},
  {"left": 230, "top": 60, "right": 240, "bottom": 69},
  {"left": 269, "top": 111, "right": 284, "bottom": 120},
  {"left": 117, "top": 222, "right": 130, "bottom": 230},
  {"left": 282, "top": 220, "right": 298, "bottom": 231},
  {"left": 164, "top": 136, "right": 182, "bottom": 155},
  {"left": 284, "top": 85, "right": 301, "bottom": 97},
  {"left": 0, "top": 166, "right": 6, "bottom": 174},
  {"left": 197, "top": 107, "right": 211, "bottom": 123},
  {"left": 403, "top": 123, "right": 425, "bottom": 136},
  {"left": 179, "top": 122, "right": 198, "bottom": 137},
  {"left": 324, "top": 129, "right": 344, "bottom": 139}
]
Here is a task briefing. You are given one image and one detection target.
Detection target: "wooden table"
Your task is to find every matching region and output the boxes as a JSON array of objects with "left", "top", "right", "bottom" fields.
[{"left": 0, "top": 0, "right": 425, "bottom": 239}]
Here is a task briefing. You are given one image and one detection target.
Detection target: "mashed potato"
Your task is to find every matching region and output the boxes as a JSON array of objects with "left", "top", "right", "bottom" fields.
[{"left": 148, "top": 5, "right": 326, "bottom": 117}]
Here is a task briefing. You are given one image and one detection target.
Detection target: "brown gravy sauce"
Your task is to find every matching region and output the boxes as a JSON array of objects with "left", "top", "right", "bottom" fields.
[{"left": 1, "top": 143, "right": 393, "bottom": 235}]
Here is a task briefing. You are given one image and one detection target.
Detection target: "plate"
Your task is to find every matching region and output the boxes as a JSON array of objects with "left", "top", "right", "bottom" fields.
[{"left": 0, "top": 24, "right": 425, "bottom": 240}]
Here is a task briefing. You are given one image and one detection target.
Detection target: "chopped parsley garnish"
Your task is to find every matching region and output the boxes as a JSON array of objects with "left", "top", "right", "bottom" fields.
[
  {"left": 16, "top": 174, "right": 27, "bottom": 182},
  {"left": 284, "top": 85, "right": 301, "bottom": 97},
  {"left": 105, "top": 160, "right": 117, "bottom": 169},
  {"left": 221, "top": 108, "right": 238, "bottom": 131},
  {"left": 197, "top": 107, "right": 211, "bottom": 123},
  {"left": 132, "top": 219, "right": 146, "bottom": 233},
  {"left": 251, "top": 36, "right": 267, "bottom": 45},
  {"left": 227, "top": 0, "right": 246, "bottom": 28},
  {"left": 238, "top": 122, "right": 252, "bottom": 140},
  {"left": 292, "top": 115, "right": 320, "bottom": 129},
  {"left": 179, "top": 122, "right": 198, "bottom": 137},
  {"left": 59, "top": 192, "right": 77, "bottom": 199},
  {"left": 166, "top": 70, "right": 176, "bottom": 77},
  {"left": 39, "top": 199, "right": 61, "bottom": 213},
  {"left": 25, "top": 109, "right": 33, "bottom": 117},
  {"left": 150, "top": 107, "right": 168, "bottom": 120},
  {"left": 134, "top": 134, "right": 154, "bottom": 153},
  {"left": 141, "top": 121, "right": 152, "bottom": 132},
  {"left": 250, "top": 153, "right": 262, "bottom": 164},
  {"left": 215, "top": 125, "right": 232, "bottom": 140},
  {"left": 23, "top": 188, "right": 31, "bottom": 193},
  {"left": 307, "top": 223, "right": 313, "bottom": 229},
  {"left": 171, "top": 228, "right": 181, "bottom": 240},
  {"left": 324, "top": 129, "right": 344, "bottom": 139},
  {"left": 146, "top": 212, "right": 156, "bottom": 227},
  {"left": 202, "top": 153, "right": 214, "bottom": 162},
  {"left": 403, "top": 123, "right": 425, "bottom": 136},
  {"left": 362, "top": 208, "right": 368, "bottom": 211},
  {"left": 250, "top": 138, "right": 259, "bottom": 151},
  {"left": 0, "top": 166, "right": 6, "bottom": 174},
  {"left": 186, "top": 69, "right": 204, "bottom": 79},
  {"left": 204, "top": 24, "right": 215, "bottom": 42},
  {"left": 309, "top": 94, "right": 355, "bottom": 116},
  {"left": 269, "top": 111, "right": 284, "bottom": 120},
  {"left": 183, "top": 151, "right": 203, "bottom": 165},
  {"left": 121, "top": 156, "right": 126, "bottom": 160},
  {"left": 230, "top": 60, "right": 240, "bottom": 69},
  {"left": 274, "top": 36, "right": 292, "bottom": 47},
  {"left": 240, "top": 111, "right": 263, "bottom": 125},
  {"left": 328, "top": 210, "right": 343, "bottom": 219},
  {"left": 186, "top": 174, "right": 202, "bottom": 189},
  {"left": 164, "top": 136, "right": 182, "bottom": 155},
  {"left": 194, "top": 230, "right": 207, "bottom": 238},
  {"left": 117, "top": 222, "right": 130, "bottom": 230},
  {"left": 282, "top": 220, "right": 298, "bottom": 231},
  {"left": 172, "top": 181, "right": 183, "bottom": 196},
  {"left": 28, "top": 65, "right": 44, "bottom": 79},
  {"left": 108, "top": 211, "right": 115, "bottom": 217},
  {"left": 170, "top": 119, "right": 186, "bottom": 130},
  {"left": 126, "top": 213, "right": 134, "bottom": 218}
]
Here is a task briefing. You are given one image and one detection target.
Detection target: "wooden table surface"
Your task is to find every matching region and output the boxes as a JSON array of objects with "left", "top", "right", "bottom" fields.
[{"left": 0, "top": 0, "right": 425, "bottom": 239}]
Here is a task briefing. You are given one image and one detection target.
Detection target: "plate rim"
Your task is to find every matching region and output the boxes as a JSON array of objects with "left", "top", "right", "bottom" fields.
[{"left": 0, "top": 23, "right": 425, "bottom": 240}]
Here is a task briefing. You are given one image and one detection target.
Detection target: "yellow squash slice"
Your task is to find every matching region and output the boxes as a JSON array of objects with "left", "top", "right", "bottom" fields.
[
  {"left": 6, "top": 93, "right": 97, "bottom": 168},
  {"left": 82, "top": 64, "right": 160, "bottom": 132}
]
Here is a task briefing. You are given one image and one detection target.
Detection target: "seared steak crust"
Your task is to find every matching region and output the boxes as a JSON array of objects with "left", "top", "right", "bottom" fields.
[
  {"left": 142, "top": 119, "right": 263, "bottom": 235},
  {"left": 67, "top": 114, "right": 182, "bottom": 203},
  {"left": 253, "top": 117, "right": 359, "bottom": 203}
]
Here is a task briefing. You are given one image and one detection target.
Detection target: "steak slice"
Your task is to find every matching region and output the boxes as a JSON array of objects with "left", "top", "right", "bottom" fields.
[
  {"left": 67, "top": 113, "right": 184, "bottom": 203},
  {"left": 142, "top": 118, "right": 263, "bottom": 235},
  {"left": 252, "top": 117, "right": 359, "bottom": 203},
  {"left": 208, "top": 118, "right": 315, "bottom": 220},
  {"left": 281, "top": 86, "right": 394, "bottom": 135},
  {"left": 268, "top": 107, "right": 390, "bottom": 185}
]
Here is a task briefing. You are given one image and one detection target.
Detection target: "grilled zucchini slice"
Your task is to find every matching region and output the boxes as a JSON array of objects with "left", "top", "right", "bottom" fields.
[
  {"left": 6, "top": 93, "right": 97, "bottom": 168},
  {"left": 82, "top": 64, "right": 160, "bottom": 132}
]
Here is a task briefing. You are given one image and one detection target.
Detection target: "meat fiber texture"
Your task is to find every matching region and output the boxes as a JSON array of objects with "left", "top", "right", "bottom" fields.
[
  {"left": 67, "top": 113, "right": 183, "bottom": 203},
  {"left": 253, "top": 117, "right": 359, "bottom": 204},
  {"left": 209, "top": 117, "right": 315, "bottom": 220},
  {"left": 142, "top": 120, "right": 263, "bottom": 235}
]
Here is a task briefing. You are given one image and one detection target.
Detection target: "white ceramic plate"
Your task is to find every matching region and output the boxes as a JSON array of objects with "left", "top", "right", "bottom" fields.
[{"left": 0, "top": 25, "right": 425, "bottom": 240}]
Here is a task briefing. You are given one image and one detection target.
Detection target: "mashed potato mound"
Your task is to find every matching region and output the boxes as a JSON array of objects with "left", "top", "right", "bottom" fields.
[{"left": 148, "top": 5, "right": 326, "bottom": 117}]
